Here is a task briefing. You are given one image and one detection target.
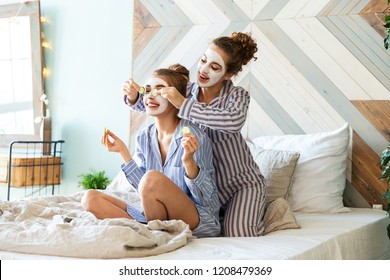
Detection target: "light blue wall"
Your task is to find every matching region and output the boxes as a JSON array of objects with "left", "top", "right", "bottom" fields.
[
  {"left": 42, "top": 0, "right": 134, "bottom": 195},
  {"left": 0, "top": 0, "right": 134, "bottom": 198}
]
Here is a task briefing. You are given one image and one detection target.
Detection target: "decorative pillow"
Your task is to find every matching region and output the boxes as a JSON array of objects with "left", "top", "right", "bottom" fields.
[
  {"left": 250, "top": 146, "right": 300, "bottom": 204},
  {"left": 264, "top": 198, "right": 301, "bottom": 234},
  {"left": 252, "top": 123, "right": 350, "bottom": 214}
]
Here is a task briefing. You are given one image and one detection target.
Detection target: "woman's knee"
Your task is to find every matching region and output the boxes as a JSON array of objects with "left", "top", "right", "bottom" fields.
[
  {"left": 81, "top": 189, "right": 100, "bottom": 211},
  {"left": 139, "top": 170, "right": 165, "bottom": 198},
  {"left": 140, "top": 170, "right": 164, "bottom": 186}
]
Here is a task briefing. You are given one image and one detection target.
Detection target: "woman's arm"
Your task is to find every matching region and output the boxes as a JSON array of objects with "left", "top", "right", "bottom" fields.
[
  {"left": 103, "top": 129, "right": 147, "bottom": 190},
  {"left": 102, "top": 129, "right": 132, "bottom": 163},
  {"left": 181, "top": 133, "right": 200, "bottom": 179},
  {"left": 183, "top": 128, "right": 217, "bottom": 207},
  {"left": 123, "top": 78, "right": 146, "bottom": 112},
  {"left": 178, "top": 81, "right": 250, "bottom": 133},
  {"left": 122, "top": 132, "right": 150, "bottom": 189}
]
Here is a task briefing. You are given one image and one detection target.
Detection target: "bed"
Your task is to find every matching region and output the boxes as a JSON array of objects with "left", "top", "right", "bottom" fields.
[
  {"left": 0, "top": 206, "right": 388, "bottom": 260},
  {"left": 0, "top": 123, "right": 389, "bottom": 260}
]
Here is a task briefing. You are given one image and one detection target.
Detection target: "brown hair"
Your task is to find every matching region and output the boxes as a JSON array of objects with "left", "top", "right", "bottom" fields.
[
  {"left": 153, "top": 65, "right": 189, "bottom": 97},
  {"left": 212, "top": 32, "right": 258, "bottom": 75},
  {"left": 168, "top": 63, "right": 190, "bottom": 81}
]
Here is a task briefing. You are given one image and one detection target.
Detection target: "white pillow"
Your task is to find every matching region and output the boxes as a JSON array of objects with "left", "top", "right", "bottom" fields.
[
  {"left": 105, "top": 172, "right": 142, "bottom": 208},
  {"left": 250, "top": 147, "right": 300, "bottom": 204},
  {"left": 106, "top": 171, "right": 136, "bottom": 193},
  {"left": 252, "top": 123, "right": 350, "bottom": 213}
]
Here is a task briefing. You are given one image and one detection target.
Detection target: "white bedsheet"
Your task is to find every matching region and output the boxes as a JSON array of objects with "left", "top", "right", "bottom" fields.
[
  {"left": 0, "top": 208, "right": 388, "bottom": 260},
  {"left": 138, "top": 208, "right": 389, "bottom": 260},
  {"left": 0, "top": 192, "right": 192, "bottom": 259}
]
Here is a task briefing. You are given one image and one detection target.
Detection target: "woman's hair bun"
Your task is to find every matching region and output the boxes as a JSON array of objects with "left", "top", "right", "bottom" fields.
[
  {"left": 230, "top": 32, "right": 258, "bottom": 65},
  {"left": 212, "top": 32, "right": 258, "bottom": 74}
]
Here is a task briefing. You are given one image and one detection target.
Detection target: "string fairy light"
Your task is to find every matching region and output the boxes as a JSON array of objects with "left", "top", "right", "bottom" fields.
[
  {"left": 41, "top": 39, "right": 51, "bottom": 49},
  {"left": 40, "top": 16, "right": 50, "bottom": 24},
  {"left": 42, "top": 67, "right": 50, "bottom": 78},
  {"left": 39, "top": 13, "right": 52, "bottom": 120}
]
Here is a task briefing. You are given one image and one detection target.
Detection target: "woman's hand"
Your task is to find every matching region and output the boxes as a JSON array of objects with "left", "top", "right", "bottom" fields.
[
  {"left": 181, "top": 133, "right": 199, "bottom": 179},
  {"left": 159, "top": 87, "right": 185, "bottom": 109},
  {"left": 102, "top": 129, "right": 132, "bottom": 163},
  {"left": 123, "top": 78, "right": 141, "bottom": 105}
]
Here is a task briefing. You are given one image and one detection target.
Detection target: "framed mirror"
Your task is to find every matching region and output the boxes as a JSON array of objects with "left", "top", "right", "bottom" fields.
[{"left": 0, "top": 0, "right": 43, "bottom": 147}]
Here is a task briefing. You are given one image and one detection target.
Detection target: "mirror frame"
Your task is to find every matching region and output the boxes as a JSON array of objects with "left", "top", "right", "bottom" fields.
[{"left": 0, "top": 0, "right": 43, "bottom": 147}]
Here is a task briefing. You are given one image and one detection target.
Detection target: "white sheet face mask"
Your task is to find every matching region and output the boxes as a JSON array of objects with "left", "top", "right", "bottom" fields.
[
  {"left": 197, "top": 48, "right": 226, "bottom": 88},
  {"left": 144, "top": 77, "right": 169, "bottom": 116}
]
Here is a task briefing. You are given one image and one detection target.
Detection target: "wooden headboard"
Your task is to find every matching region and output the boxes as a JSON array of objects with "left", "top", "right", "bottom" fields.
[{"left": 131, "top": 0, "right": 390, "bottom": 208}]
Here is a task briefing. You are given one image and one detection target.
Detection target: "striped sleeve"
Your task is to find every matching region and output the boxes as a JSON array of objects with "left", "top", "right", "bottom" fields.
[
  {"left": 120, "top": 133, "right": 147, "bottom": 189},
  {"left": 124, "top": 94, "right": 146, "bottom": 112},
  {"left": 121, "top": 160, "right": 144, "bottom": 190},
  {"left": 178, "top": 82, "right": 250, "bottom": 133},
  {"left": 183, "top": 125, "right": 217, "bottom": 207}
]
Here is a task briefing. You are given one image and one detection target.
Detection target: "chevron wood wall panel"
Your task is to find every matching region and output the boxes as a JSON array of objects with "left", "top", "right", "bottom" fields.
[{"left": 131, "top": 0, "right": 390, "bottom": 208}]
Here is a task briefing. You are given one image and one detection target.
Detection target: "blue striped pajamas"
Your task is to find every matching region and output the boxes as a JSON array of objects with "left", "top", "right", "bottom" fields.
[
  {"left": 121, "top": 119, "right": 220, "bottom": 238},
  {"left": 127, "top": 80, "right": 267, "bottom": 237}
]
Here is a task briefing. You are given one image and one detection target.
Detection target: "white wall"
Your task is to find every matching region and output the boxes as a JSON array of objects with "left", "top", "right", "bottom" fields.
[{"left": 0, "top": 0, "right": 134, "bottom": 198}]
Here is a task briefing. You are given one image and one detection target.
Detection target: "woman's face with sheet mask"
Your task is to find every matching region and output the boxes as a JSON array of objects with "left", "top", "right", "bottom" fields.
[
  {"left": 197, "top": 44, "right": 228, "bottom": 88},
  {"left": 143, "top": 76, "right": 169, "bottom": 116}
]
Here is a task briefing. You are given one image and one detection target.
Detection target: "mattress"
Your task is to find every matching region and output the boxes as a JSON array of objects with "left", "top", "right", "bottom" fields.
[
  {"left": 142, "top": 208, "right": 390, "bottom": 260},
  {"left": 0, "top": 208, "right": 388, "bottom": 260}
]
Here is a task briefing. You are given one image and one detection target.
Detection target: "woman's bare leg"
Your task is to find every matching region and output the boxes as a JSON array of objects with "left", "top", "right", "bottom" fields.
[
  {"left": 81, "top": 189, "right": 133, "bottom": 219},
  {"left": 139, "top": 170, "right": 199, "bottom": 229}
]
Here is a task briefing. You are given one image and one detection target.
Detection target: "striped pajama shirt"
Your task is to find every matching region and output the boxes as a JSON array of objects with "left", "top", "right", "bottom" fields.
[
  {"left": 127, "top": 80, "right": 267, "bottom": 237},
  {"left": 121, "top": 119, "right": 220, "bottom": 238}
]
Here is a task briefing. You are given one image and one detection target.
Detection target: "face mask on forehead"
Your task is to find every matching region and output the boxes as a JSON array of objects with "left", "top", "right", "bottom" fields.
[
  {"left": 197, "top": 48, "right": 226, "bottom": 87},
  {"left": 144, "top": 77, "right": 169, "bottom": 116}
]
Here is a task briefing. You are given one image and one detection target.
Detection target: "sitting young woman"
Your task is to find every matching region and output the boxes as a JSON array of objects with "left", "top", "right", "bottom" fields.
[{"left": 81, "top": 68, "right": 220, "bottom": 238}]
